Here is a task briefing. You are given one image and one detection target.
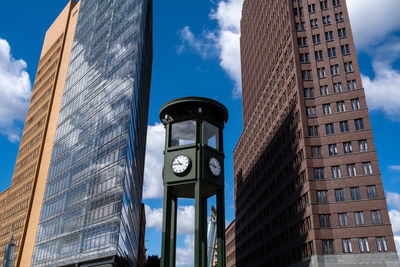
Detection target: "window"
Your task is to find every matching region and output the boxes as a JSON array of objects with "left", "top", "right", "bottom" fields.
[
  {"left": 203, "top": 121, "right": 219, "bottom": 150},
  {"left": 308, "top": 4, "right": 316, "bottom": 13},
  {"left": 318, "top": 67, "right": 326, "bottom": 78},
  {"left": 315, "top": 168, "right": 325, "bottom": 180},
  {"left": 302, "top": 70, "right": 312, "bottom": 80},
  {"left": 317, "top": 190, "right": 328, "bottom": 203},
  {"left": 335, "top": 12, "right": 344, "bottom": 22},
  {"left": 320, "top": 214, "right": 331, "bottom": 228},
  {"left": 338, "top": 213, "right": 349, "bottom": 227},
  {"left": 298, "top": 37, "right": 307, "bottom": 46},
  {"left": 344, "top": 62, "right": 353, "bottom": 72},
  {"left": 304, "top": 88, "right": 314, "bottom": 98},
  {"left": 309, "top": 126, "right": 319, "bottom": 137},
  {"left": 341, "top": 44, "right": 350, "bottom": 55},
  {"left": 338, "top": 28, "right": 347, "bottom": 38},
  {"left": 371, "top": 210, "right": 382, "bottom": 224},
  {"left": 328, "top": 144, "right": 338, "bottom": 156},
  {"left": 350, "top": 187, "right": 361, "bottom": 200},
  {"left": 300, "top": 53, "right": 310, "bottom": 63},
  {"left": 332, "top": 166, "right": 341, "bottom": 178},
  {"left": 331, "top": 64, "right": 340, "bottom": 76},
  {"left": 343, "top": 141, "right": 353, "bottom": 154},
  {"left": 337, "top": 101, "right": 346, "bottom": 112},
  {"left": 325, "top": 123, "right": 335, "bottom": 135},
  {"left": 307, "top": 106, "right": 316, "bottom": 117},
  {"left": 312, "top": 146, "right": 322, "bottom": 158},
  {"left": 323, "top": 16, "right": 331, "bottom": 25},
  {"left": 315, "top": 50, "right": 323, "bottom": 61},
  {"left": 333, "top": 82, "right": 343, "bottom": 93},
  {"left": 376, "top": 237, "right": 388, "bottom": 252},
  {"left": 362, "top": 162, "right": 373, "bottom": 175},
  {"left": 333, "top": 0, "right": 341, "bottom": 6},
  {"left": 320, "top": 1, "right": 328, "bottom": 9},
  {"left": 171, "top": 120, "right": 196, "bottom": 147},
  {"left": 310, "top": 18, "right": 319, "bottom": 28},
  {"left": 294, "top": 7, "right": 303, "bottom": 16},
  {"left": 335, "top": 188, "right": 345, "bottom": 202},
  {"left": 347, "top": 164, "right": 357, "bottom": 176},
  {"left": 359, "top": 238, "right": 370, "bottom": 253},
  {"left": 323, "top": 240, "right": 334, "bottom": 254},
  {"left": 351, "top": 98, "right": 360, "bottom": 110},
  {"left": 366, "top": 185, "right": 377, "bottom": 199},
  {"left": 323, "top": 104, "right": 332, "bottom": 115},
  {"left": 320, "top": 85, "right": 329, "bottom": 95},
  {"left": 296, "top": 23, "right": 305, "bottom": 31},
  {"left": 342, "top": 239, "right": 352, "bottom": 253},
  {"left": 313, "top": 34, "right": 321, "bottom": 44},
  {"left": 359, "top": 140, "right": 368, "bottom": 152},
  {"left": 328, "top": 47, "right": 336, "bottom": 58},
  {"left": 340, "top": 121, "right": 349, "bottom": 132},
  {"left": 355, "top": 118, "right": 365, "bottom": 130},
  {"left": 325, "top": 31, "right": 333, "bottom": 41},
  {"left": 354, "top": 211, "right": 365, "bottom": 225},
  {"left": 347, "top": 80, "right": 357, "bottom": 90}
]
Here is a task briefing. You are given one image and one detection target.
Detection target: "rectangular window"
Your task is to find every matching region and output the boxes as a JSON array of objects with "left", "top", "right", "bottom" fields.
[
  {"left": 325, "top": 123, "right": 335, "bottom": 135},
  {"left": 351, "top": 98, "right": 360, "bottom": 110},
  {"left": 296, "top": 23, "right": 305, "bottom": 31},
  {"left": 302, "top": 70, "right": 312, "bottom": 80},
  {"left": 359, "top": 238, "right": 370, "bottom": 253},
  {"left": 313, "top": 34, "right": 321, "bottom": 44},
  {"left": 315, "top": 168, "right": 325, "bottom": 180},
  {"left": 307, "top": 106, "right": 316, "bottom": 117},
  {"left": 300, "top": 53, "right": 310, "bottom": 63},
  {"left": 371, "top": 210, "right": 382, "bottom": 224},
  {"left": 331, "top": 64, "right": 339, "bottom": 76},
  {"left": 309, "top": 126, "right": 319, "bottom": 137},
  {"left": 328, "top": 47, "right": 336, "bottom": 58},
  {"left": 328, "top": 144, "right": 338, "bottom": 156},
  {"left": 359, "top": 139, "right": 368, "bottom": 152},
  {"left": 323, "top": 239, "right": 334, "bottom": 254},
  {"left": 312, "top": 146, "right": 322, "bottom": 158},
  {"left": 350, "top": 187, "right": 361, "bottom": 200},
  {"left": 294, "top": 7, "right": 303, "bottom": 16},
  {"left": 323, "top": 15, "right": 331, "bottom": 25},
  {"left": 342, "top": 239, "right": 352, "bottom": 253},
  {"left": 347, "top": 80, "right": 356, "bottom": 90},
  {"left": 335, "top": 188, "right": 345, "bottom": 202},
  {"left": 366, "top": 185, "right": 377, "bottom": 199},
  {"left": 315, "top": 50, "right": 323, "bottom": 61},
  {"left": 320, "top": 214, "right": 331, "bottom": 228},
  {"left": 310, "top": 18, "right": 319, "bottom": 28},
  {"left": 317, "top": 190, "right": 328, "bottom": 203},
  {"left": 308, "top": 4, "right": 316, "bottom": 13},
  {"left": 320, "top": 1, "right": 328, "bottom": 10},
  {"left": 344, "top": 62, "right": 354, "bottom": 72},
  {"left": 298, "top": 37, "right": 307, "bottom": 46},
  {"left": 338, "top": 28, "right": 347, "bottom": 38},
  {"left": 362, "top": 162, "right": 373, "bottom": 175},
  {"left": 304, "top": 88, "right": 314, "bottom": 98},
  {"left": 323, "top": 104, "right": 332, "bottom": 115},
  {"left": 347, "top": 164, "right": 357, "bottom": 176},
  {"left": 332, "top": 166, "right": 341, "bottom": 178},
  {"left": 320, "top": 85, "right": 329, "bottom": 96},
  {"left": 376, "top": 237, "right": 388, "bottom": 252},
  {"left": 335, "top": 12, "right": 344, "bottom": 22},
  {"left": 341, "top": 44, "right": 350, "bottom": 55},
  {"left": 343, "top": 141, "right": 353, "bottom": 154},
  {"left": 325, "top": 31, "right": 334, "bottom": 40},
  {"left": 338, "top": 213, "right": 349, "bottom": 227},
  {"left": 333, "top": 82, "right": 343, "bottom": 93},
  {"left": 317, "top": 67, "right": 326, "bottom": 79},
  {"left": 354, "top": 118, "right": 365, "bottom": 130},
  {"left": 340, "top": 121, "right": 349, "bottom": 132},
  {"left": 337, "top": 101, "right": 346, "bottom": 112},
  {"left": 333, "top": 0, "right": 341, "bottom": 7},
  {"left": 354, "top": 211, "right": 365, "bottom": 225}
]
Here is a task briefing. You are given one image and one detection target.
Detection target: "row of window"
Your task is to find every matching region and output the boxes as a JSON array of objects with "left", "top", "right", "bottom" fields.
[
  {"left": 322, "top": 236, "right": 387, "bottom": 254},
  {"left": 294, "top": 0, "right": 341, "bottom": 17},
  {"left": 319, "top": 209, "right": 382, "bottom": 229},
  {"left": 300, "top": 44, "right": 350, "bottom": 64},
  {"left": 317, "top": 185, "right": 377, "bottom": 203},
  {"left": 302, "top": 62, "right": 353, "bottom": 82},
  {"left": 304, "top": 81, "right": 357, "bottom": 100},
  {"left": 314, "top": 162, "right": 372, "bottom": 181},
  {"left": 307, "top": 119, "right": 365, "bottom": 138}
]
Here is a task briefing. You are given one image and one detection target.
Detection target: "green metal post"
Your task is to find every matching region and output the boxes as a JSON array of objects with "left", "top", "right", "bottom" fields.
[
  {"left": 216, "top": 189, "right": 226, "bottom": 266},
  {"left": 169, "top": 196, "right": 178, "bottom": 267},
  {"left": 161, "top": 187, "right": 172, "bottom": 267}
]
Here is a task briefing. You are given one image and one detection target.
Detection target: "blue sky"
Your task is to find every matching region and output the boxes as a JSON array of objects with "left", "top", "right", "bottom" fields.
[{"left": 1, "top": 0, "right": 400, "bottom": 266}]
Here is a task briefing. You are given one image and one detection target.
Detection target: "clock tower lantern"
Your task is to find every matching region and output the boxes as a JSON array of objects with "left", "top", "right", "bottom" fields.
[{"left": 159, "top": 97, "right": 228, "bottom": 267}]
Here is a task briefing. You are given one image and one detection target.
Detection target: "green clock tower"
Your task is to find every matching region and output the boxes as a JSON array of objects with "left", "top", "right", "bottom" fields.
[{"left": 159, "top": 97, "right": 228, "bottom": 267}]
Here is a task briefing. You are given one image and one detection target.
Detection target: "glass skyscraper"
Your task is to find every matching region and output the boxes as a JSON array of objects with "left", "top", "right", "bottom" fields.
[{"left": 31, "top": 0, "right": 152, "bottom": 266}]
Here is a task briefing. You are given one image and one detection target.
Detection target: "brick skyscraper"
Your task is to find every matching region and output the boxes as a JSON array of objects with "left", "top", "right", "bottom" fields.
[{"left": 233, "top": 0, "right": 399, "bottom": 266}]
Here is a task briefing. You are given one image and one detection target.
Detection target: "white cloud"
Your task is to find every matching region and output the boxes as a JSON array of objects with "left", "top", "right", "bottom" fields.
[
  {"left": 143, "top": 123, "right": 165, "bottom": 199},
  {"left": 387, "top": 192, "right": 400, "bottom": 210},
  {"left": 395, "top": 236, "right": 400, "bottom": 260},
  {"left": 176, "top": 234, "right": 194, "bottom": 267},
  {"left": 389, "top": 209, "right": 400, "bottom": 235},
  {"left": 347, "top": 0, "right": 400, "bottom": 49},
  {"left": 145, "top": 204, "right": 194, "bottom": 235},
  {"left": 178, "top": 26, "right": 217, "bottom": 59},
  {"left": 389, "top": 165, "right": 400, "bottom": 171},
  {"left": 0, "top": 38, "right": 32, "bottom": 142}
]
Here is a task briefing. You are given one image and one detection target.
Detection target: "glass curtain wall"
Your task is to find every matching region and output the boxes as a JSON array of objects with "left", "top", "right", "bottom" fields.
[{"left": 31, "top": 0, "right": 152, "bottom": 266}]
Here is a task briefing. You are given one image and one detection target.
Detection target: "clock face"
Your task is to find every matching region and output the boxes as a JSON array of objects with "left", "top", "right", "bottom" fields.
[
  {"left": 209, "top": 157, "right": 221, "bottom": 176},
  {"left": 172, "top": 155, "right": 191, "bottom": 175}
]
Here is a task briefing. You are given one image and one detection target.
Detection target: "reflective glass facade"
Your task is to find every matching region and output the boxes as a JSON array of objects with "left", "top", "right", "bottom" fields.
[{"left": 31, "top": 0, "right": 152, "bottom": 265}]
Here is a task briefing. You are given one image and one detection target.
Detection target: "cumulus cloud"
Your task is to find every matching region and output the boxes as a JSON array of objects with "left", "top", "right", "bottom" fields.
[
  {"left": 178, "top": 26, "right": 217, "bottom": 58},
  {"left": 145, "top": 204, "right": 194, "bottom": 235},
  {"left": 0, "top": 38, "right": 32, "bottom": 142},
  {"left": 389, "top": 209, "right": 400, "bottom": 235},
  {"left": 176, "top": 235, "right": 194, "bottom": 267},
  {"left": 347, "top": 0, "right": 400, "bottom": 49},
  {"left": 395, "top": 236, "right": 400, "bottom": 260},
  {"left": 387, "top": 192, "right": 400, "bottom": 260},
  {"left": 387, "top": 192, "right": 400, "bottom": 211},
  {"left": 389, "top": 165, "right": 400, "bottom": 171},
  {"left": 143, "top": 123, "right": 165, "bottom": 199}
]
